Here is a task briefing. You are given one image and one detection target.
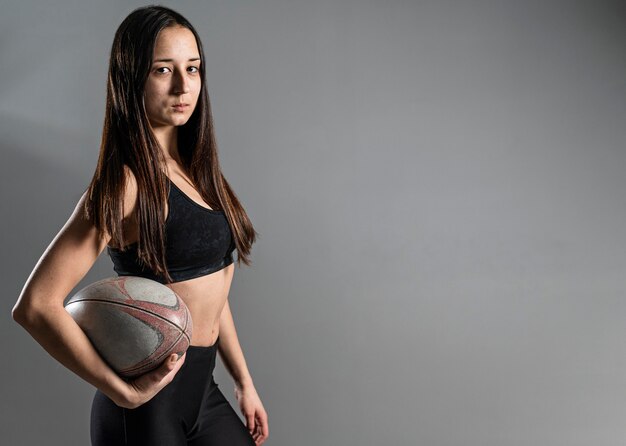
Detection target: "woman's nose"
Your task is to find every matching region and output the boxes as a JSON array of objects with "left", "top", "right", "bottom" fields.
[{"left": 173, "top": 70, "right": 190, "bottom": 94}]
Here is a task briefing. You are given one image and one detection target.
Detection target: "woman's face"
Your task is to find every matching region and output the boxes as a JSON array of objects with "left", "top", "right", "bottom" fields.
[{"left": 143, "top": 25, "right": 202, "bottom": 129}]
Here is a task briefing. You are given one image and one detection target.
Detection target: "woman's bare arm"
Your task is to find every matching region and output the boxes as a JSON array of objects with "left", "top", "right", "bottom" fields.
[
  {"left": 12, "top": 170, "right": 184, "bottom": 409},
  {"left": 12, "top": 189, "right": 135, "bottom": 405},
  {"left": 217, "top": 296, "right": 254, "bottom": 389},
  {"left": 218, "top": 295, "right": 269, "bottom": 443}
]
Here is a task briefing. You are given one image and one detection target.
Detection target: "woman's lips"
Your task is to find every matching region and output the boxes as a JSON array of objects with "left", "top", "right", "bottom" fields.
[{"left": 172, "top": 104, "right": 189, "bottom": 111}]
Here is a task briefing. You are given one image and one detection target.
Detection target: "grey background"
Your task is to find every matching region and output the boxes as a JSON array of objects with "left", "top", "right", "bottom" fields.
[{"left": 2, "top": 0, "right": 625, "bottom": 445}]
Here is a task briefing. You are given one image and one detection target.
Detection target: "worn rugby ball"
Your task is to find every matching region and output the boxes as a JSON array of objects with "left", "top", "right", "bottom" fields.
[{"left": 64, "top": 276, "right": 192, "bottom": 378}]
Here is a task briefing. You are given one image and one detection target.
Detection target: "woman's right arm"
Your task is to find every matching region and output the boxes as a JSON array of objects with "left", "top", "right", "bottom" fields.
[{"left": 11, "top": 170, "right": 184, "bottom": 409}]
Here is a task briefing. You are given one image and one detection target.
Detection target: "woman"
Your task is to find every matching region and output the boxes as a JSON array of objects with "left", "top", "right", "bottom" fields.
[{"left": 12, "top": 5, "right": 268, "bottom": 445}]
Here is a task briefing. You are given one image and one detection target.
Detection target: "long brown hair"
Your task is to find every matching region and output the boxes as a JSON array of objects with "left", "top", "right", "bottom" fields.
[{"left": 84, "top": 5, "right": 257, "bottom": 283}]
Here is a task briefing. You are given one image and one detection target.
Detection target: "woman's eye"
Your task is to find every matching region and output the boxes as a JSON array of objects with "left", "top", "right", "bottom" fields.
[
  {"left": 188, "top": 66, "right": 199, "bottom": 73},
  {"left": 156, "top": 67, "right": 171, "bottom": 74}
]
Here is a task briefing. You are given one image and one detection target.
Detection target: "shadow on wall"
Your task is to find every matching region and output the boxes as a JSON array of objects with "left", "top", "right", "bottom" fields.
[{"left": 0, "top": 113, "right": 110, "bottom": 444}]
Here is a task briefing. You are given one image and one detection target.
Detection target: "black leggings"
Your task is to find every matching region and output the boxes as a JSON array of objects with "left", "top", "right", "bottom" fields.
[{"left": 90, "top": 338, "right": 255, "bottom": 445}]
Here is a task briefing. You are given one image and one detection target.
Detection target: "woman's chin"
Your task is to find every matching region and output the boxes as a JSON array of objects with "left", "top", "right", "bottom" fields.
[{"left": 154, "top": 118, "right": 190, "bottom": 128}]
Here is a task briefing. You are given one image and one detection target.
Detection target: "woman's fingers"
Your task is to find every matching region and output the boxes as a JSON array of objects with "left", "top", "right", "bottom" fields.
[
  {"left": 259, "top": 412, "right": 269, "bottom": 438},
  {"left": 163, "top": 352, "right": 185, "bottom": 380},
  {"left": 246, "top": 413, "right": 256, "bottom": 434},
  {"left": 159, "top": 354, "right": 180, "bottom": 377},
  {"left": 130, "top": 352, "right": 186, "bottom": 402},
  {"left": 253, "top": 412, "right": 268, "bottom": 444},
  {"left": 143, "top": 353, "right": 177, "bottom": 384}
]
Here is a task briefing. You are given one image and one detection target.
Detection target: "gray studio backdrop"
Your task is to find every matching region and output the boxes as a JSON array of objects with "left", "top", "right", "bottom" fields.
[{"left": 2, "top": 1, "right": 625, "bottom": 445}]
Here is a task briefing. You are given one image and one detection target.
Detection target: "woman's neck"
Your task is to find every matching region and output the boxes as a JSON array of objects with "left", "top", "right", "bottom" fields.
[{"left": 152, "top": 125, "right": 180, "bottom": 162}]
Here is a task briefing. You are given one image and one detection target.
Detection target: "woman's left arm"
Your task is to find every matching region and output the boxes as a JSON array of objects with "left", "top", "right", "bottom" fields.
[{"left": 218, "top": 298, "right": 269, "bottom": 445}]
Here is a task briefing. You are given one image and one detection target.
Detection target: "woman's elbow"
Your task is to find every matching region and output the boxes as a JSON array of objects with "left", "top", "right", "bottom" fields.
[
  {"left": 12, "top": 296, "right": 48, "bottom": 328},
  {"left": 12, "top": 301, "right": 33, "bottom": 327}
]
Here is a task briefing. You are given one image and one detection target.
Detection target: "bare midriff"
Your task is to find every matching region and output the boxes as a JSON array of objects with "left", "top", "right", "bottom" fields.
[{"left": 164, "top": 263, "right": 235, "bottom": 347}]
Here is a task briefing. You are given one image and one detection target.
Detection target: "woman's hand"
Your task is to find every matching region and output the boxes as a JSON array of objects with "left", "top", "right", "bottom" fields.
[
  {"left": 235, "top": 384, "right": 269, "bottom": 445},
  {"left": 120, "top": 352, "right": 186, "bottom": 409}
]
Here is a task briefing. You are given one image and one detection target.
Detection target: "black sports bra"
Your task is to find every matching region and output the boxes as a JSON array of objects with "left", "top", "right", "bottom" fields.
[{"left": 107, "top": 177, "right": 236, "bottom": 284}]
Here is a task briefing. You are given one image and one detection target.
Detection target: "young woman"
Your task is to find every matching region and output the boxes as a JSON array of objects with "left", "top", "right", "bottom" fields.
[{"left": 12, "top": 6, "right": 268, "bottom": 445}]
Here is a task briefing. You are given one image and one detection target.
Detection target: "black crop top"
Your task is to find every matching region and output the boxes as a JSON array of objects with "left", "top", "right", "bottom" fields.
[{"left": 107, "top": 177, "right": 236, "bottom": 284}]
